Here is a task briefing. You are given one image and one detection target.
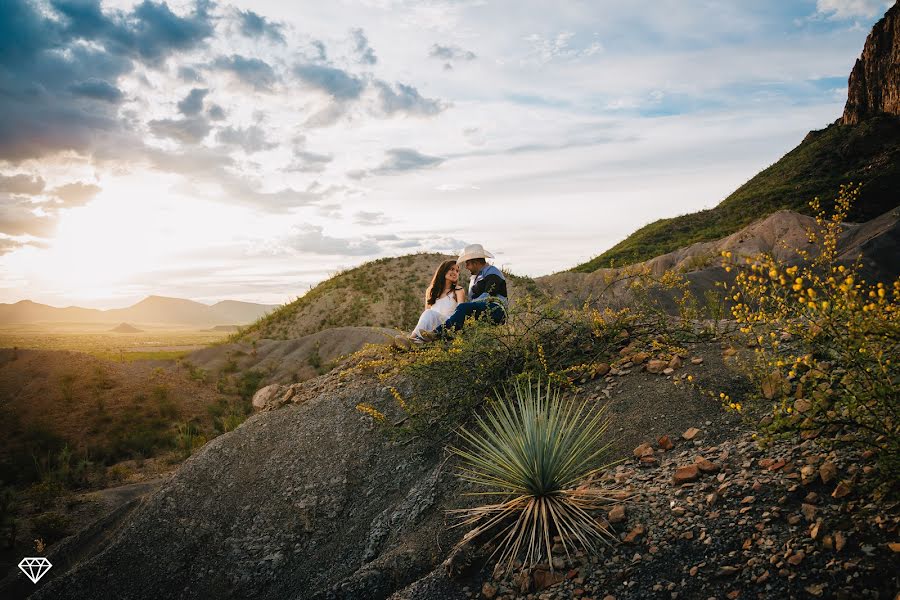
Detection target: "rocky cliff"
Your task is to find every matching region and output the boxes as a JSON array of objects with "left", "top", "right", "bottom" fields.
[{"left": 842, "top": 1, "right": 900, "bottom": 125}]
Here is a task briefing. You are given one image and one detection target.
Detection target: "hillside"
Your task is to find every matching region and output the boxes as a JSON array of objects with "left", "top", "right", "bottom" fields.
[
  {"left": 573, "top": 1, "right": 900, "bottom": 272},
  {"left": 234, "top": 253, "right": 542, "bottom": 342},
  {"left": 543, "top": 206, "right": 900, "bottom": 307},
  {"left": 573, "top": 115, "right": 900, "bottom": 271},
  {"left": 9, "top": 341, "right": 897, "bottom": 600}
]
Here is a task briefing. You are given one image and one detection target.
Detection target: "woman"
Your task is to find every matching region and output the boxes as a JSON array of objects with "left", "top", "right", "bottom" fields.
[{"left": 410, "top": 259, "right": 465, "bottom": 342}]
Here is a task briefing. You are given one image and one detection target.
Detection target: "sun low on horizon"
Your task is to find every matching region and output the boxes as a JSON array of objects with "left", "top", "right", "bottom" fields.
[{"left": 0, "top": 0, "right": 892, "bottom": 310}]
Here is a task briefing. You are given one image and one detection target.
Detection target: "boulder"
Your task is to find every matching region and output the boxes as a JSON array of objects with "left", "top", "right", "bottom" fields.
[{"left": 251, "top": 383, "right": 285, "bottom": 410}]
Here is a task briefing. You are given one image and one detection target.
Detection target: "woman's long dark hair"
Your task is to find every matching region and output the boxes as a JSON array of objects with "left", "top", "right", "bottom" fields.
[{"left": 425, "top": 259, "right": 458, "bottom": 307}]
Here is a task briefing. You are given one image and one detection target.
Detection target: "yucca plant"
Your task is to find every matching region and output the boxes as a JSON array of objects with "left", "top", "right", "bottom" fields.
[{"left": 449, "top": 378, "right": 621, "bottom": 571}]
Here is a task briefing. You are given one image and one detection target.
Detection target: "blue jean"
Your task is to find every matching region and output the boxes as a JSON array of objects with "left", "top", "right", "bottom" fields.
[{"left": 433, "top": 300, "right": 506, "bottom": 336}]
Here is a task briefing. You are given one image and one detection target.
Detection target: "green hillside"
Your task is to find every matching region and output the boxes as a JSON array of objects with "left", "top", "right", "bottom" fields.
[{"left": 573, "top": 115, "right": 900, "bottom": 271}]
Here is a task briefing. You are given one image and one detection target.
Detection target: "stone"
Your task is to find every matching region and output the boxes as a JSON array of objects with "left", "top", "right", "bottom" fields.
[
  {"left": 631, "top": 352, "right": 650, "bottom": 364},
  {"left": 251, "top": 384, "right": 285, "bottom": 411},
  {"left": 694, "top": 457, "right": 720, "bottom": 474},
  {"left": 842, "top": 2, "right": 900, "bottom": 124},
  {"left": 481, "top": 582, "right": 498, "bottom": 599},
  {"left": 793, "top": 398, "right": 812, "bottom": 413},
  {"left": 835, "top": 531, "right": 847, "bottom": 552},
  {"left": 533, "top": 570, "right": 564, "bottom": 590},
  {"left": 673, "top": 464, "right": 700, "bottom": 484},
  {"left": 801, "top": 465, "right": 817, "bottom": 485},
  {"left": 832, "top": 481, "right": 852, "bottom": 499},
  {"left": 723, "top": 347, "right": 737, "bottom": 357},
  {"left": 663, "top": 367, "right": 675, "bottom": 375},
  {"left": 787, "top": 551, "right": 805, "bottom": 566},
  {"left": 608, "top": 504, "right": 626, "bottom": 524},
  {"left": 819, "top": 461, "right": 837, "bottom": 484},
  {"left": 682, "top": 427, "right": 701, "bottom": 440},
  {"left": 633, "top": 443, "right": 654, "bottom": 458},
  {"left": 646, "top": 359, "right": 668, "bottom": 374},
  {"left": 801, "top": 503, "right": 817, "bottom": 522},
  {"left": 657, "top": 435, "right": 674, "bottom": 451},
  {"left": 624, "top": 525, "right": 645, "bottom": 543},
  {"left": 691, "top": 357, "right": 703, "bottom": 365},
  {"left": 669, "top": 355, "right": 683, "bottom": 369}
]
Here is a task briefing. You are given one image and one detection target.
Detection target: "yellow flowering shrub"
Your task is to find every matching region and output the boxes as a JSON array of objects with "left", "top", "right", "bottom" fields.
[{"left": 723, "top": 184, "right": 899, "bottom": 481}]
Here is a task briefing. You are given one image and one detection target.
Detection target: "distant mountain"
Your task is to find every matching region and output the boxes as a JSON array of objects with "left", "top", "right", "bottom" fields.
[
  {"left": 110, "top": 323, "right": 143, "bottom": 333},
  {"left": 573, "top": 2, "right": 900, "bottom": 272},
  {"left": 0, "top": 295, "right": 278, "bottom": 327}
]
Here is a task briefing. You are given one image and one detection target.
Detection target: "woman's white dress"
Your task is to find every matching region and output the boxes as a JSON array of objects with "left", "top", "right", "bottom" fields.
[{"left": 411, "top": 291, "right": 458, "bottom": 340}]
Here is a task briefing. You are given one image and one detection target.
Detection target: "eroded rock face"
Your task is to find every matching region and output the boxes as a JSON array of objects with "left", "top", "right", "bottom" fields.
[
  {"left": 29, "top": 374, "right": 465, "bottom": 600},
  {"left": 842, "top": 2, "right": 900, "bottom": 125}
]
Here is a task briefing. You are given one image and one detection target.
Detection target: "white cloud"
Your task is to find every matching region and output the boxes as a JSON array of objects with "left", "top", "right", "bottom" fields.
[{"left": 815, "top": 0, "right": 893, "bottom": 19}]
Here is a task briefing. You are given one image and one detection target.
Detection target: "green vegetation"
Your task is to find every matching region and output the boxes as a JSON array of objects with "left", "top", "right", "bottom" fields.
[
  {"left": 449, "top": 379, "right": 619, "bottom": 570},
  {"left": 574, "top": 115, "right": 900, "bottom": 271}
]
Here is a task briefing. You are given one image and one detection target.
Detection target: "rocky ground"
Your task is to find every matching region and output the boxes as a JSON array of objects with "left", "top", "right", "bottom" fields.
[
  {"left": 3, "top": 338, "right": 897, "bottom": 600},
  {"left": 448, "top": 427, "right": 900, "bottom": 600}
]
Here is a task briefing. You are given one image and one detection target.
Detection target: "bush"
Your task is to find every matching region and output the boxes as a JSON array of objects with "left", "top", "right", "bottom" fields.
[
  {"left": 448, "top": 379, "right": 619, "bottom": 570},
  {"left": 352, "top": 289, "right": 697, "bottom": 437},
  {"left": 30, "top": 511, "right": 71, "bottom": 545},
  {"left": 723, "top": 184, "right": 900, "bottom": 485}
]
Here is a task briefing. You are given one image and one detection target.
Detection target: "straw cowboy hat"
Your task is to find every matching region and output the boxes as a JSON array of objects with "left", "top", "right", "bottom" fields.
[{"left": 457, "top": 243, "right": 495, "bottom": 264}]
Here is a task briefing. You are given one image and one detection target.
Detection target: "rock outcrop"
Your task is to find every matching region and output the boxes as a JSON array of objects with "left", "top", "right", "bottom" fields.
[{"left": 842, "top": 2, "right": 900, "bottom": 125}]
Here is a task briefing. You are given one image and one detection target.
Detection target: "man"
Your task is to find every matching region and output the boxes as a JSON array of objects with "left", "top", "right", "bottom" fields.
[{"left": 420, "top": 243, "right": 507, "bottom": 340}]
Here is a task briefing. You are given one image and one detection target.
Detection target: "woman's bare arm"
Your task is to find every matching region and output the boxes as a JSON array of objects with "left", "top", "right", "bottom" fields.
[{"left": 455, "top": 286, "right": 466, "bottom": 303}]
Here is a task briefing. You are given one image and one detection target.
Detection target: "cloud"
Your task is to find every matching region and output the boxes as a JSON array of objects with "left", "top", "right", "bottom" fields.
[
  {"left": 0, "top": 195, "right": 56, "bottom": 237},
  {"left": 429, "top": 43, "right": 476, "bottom": 69},
  {"left": 353, "top": 210, "right": 388, "bottom": 225},
  {"left": 51, "top": 182, "right": 102, "bottom": 207},
  {"left": 148, "top": 116, "right": 211, "bottom": 143},
  {"left": 177, "top": 65, "right": 204, "bottom": 82},
  {"left": 287, "top": 150, "right": 334, "bottom": 172},
  {"left": 236, "top": 9, "right": 285, "bottom": 44},
  {"left": 213, "top": 55, "right": 279, "bottom": 91},
  {"left": 372, "top": 148, "right": 444, "bottom": 175},
  {"left": 429, "top": 44, "right": 477, "bottom": 61},
  {"left": 0, "top": 237, "right": 23, "bottom": 256},
  {"left": 285, "top": 225, "right": 381, "bottom": 256},
  {"left": 0, "top": 0, "right": 215, "bottom": 162},
  {"left": 311, "top": 40, "right": 328, "bottom": 61},
  {"left": 177, "top": 88, "right": 209, "bottom": 115},
  {"left": 68, "top": 78, "right": 124, "bottom": 103},
  {"left": 0, "top": 173, "right": 45, "bottom": 195},
  {"left": 51, "top": 0, "right": 215, "bottom": 61},
  {"left": 207, "top": 104, "right": 226, "bottom": 120},
  {"left": 815, "top": 0, "right": 893, "bottom": 19},
  {"left": 293, "top": 63, "right": 365, "bottom": 100},
  {"left": 351, "top": 28, "right": 377, "bottom": 65},
  {"left": 215, "top": 125, "right": 277, "bottom": 153},
  {"left": 374, "top": 81, "right": 445, "bottom": 116}
]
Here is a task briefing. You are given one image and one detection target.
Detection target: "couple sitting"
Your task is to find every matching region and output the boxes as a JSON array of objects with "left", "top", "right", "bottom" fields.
[{"left": 393, "top": 244, "right": 507, "bottom": 349}]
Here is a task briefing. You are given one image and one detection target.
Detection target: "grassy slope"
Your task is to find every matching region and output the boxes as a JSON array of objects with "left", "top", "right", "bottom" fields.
[
  {"left": 232, "top": 253, "right": 543, "bottom": 342},
  {"left": 573, "top": 115, "right": 900, "bottom": 271}
]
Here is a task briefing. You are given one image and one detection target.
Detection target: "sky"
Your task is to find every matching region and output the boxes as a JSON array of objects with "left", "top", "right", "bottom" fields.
[{"left": 0, "top": 0, "right": 894, "bottom": 309}]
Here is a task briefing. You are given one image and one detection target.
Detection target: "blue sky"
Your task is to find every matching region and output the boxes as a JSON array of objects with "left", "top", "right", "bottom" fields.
[{"left": 0, "top": 0, "right": 893, "bottom": 308}]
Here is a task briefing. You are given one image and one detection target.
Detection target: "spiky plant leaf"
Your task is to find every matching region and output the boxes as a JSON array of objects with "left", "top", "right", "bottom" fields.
[{"left": 449, "top": 379, "right": 621, "bottom": 570}]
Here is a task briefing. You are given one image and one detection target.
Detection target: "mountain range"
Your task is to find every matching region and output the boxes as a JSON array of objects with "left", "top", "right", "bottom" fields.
[{"left": 0, "top": 295, "right": 278, "bottom": 327}]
